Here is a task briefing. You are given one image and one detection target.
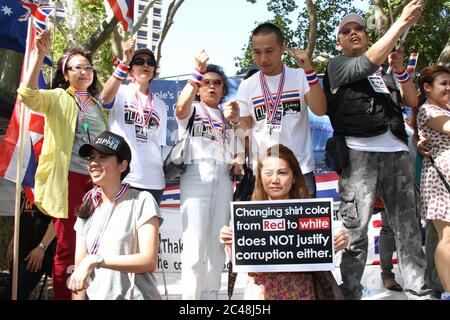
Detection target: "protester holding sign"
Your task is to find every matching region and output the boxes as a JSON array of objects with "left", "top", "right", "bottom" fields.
[
  {"left": 17, "top": 29, "right": 108, "bottom": 299},
  {"left": 175, "top": 50, "right": 243, "bottom": 299},
  {"left": 99, "top": 38, "right": 168, "bottom": 205},
  {"left": 220, "top": 144, "right": 348, "bottom": 300},
  {"left": 322, "top": 0, "right": 429, "bottom": 300},
  {"left": 69, "top": 131, "right": 162, "bottom": 300},
  {"left": 416, "top": 65, "right": 450, "bottom": 301}
]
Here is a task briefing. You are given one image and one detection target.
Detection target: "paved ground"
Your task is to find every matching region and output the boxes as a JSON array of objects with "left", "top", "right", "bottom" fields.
[
  {"left": 154, "top": 265, "right": 409, "bottom": 300},
  {"left": 1, "top": 264, "right": 417, "bottom": 300}
]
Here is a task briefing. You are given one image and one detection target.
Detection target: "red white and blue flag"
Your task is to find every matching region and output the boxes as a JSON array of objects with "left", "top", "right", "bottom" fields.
[
  {"left": 107, "top": 0, "right": 134, "bottom": 32},
  {"left": 406, "top": 52, "right": 419, "bottom": 74},
  {"left": 0, "top": 0, "right": 54, "bottom": 202}
]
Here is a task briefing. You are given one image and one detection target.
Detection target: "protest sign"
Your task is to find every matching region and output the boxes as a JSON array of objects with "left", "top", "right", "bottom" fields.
[{"left": 231, "top": 198, "right": 335, "bottom": 273}]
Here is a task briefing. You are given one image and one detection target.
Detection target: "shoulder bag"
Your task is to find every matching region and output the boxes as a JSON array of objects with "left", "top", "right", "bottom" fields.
[
  {"left": 430, "top": 157, "right": 450, "bottom": 193},
  {"left": 163, "top": 108, "right": 196, "bottom": 180}
]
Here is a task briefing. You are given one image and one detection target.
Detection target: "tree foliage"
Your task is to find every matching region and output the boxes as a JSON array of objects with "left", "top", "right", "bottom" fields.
[
  {"left": 235, "top": 0, "right": 361, "bottom": 72},
  {"left": 236, "top": 0, "right": 362, "bottom": 73},
  {"left": 366, "top": 0, "right": 450, "bottom": 71},
  {"left": 50, "top": 0, "right": 113, "bottom": 84},
  {"left": 237, "top": 0, "right": 449, "bottom": 74}
]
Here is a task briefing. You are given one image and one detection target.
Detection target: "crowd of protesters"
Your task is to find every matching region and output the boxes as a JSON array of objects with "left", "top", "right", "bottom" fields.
[{"left": 1, "top": 0, "right": 449, "bottom": 301}]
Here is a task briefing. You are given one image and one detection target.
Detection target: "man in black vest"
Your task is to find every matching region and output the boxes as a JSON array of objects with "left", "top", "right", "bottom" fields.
[{"left": 324, "top": 0, "right": 429, "bottom": 300}]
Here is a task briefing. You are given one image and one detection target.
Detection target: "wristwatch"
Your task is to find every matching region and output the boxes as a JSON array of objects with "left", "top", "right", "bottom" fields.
[
  {"left": 94, "top": 254, "right": 104, "bottom": 269},
  {"left": 38, "top": 243, "right": 48, "bottom": 251}
]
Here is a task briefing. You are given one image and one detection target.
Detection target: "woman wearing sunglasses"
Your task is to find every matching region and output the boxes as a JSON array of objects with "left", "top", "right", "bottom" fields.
[
  {"left": 175, "top": 50, "right": 243, "bottom": 299},
  {"left": 99, "top": 38, "right": 168, "bottom": 205},
  {"left": 17, "top": 30, "right": 108, "bottom": 300}
]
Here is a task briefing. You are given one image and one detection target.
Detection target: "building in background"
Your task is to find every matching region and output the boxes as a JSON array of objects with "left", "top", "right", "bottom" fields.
[{"left": 135, "top": 0, "right": 163, "bottom": 51}]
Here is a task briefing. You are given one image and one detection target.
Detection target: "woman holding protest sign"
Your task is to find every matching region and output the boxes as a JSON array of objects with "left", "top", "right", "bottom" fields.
[{"left": 220, "top": 144, "right": 348, "bottom": 299}]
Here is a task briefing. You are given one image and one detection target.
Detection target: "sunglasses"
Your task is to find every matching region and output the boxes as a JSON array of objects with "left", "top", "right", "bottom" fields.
[
  {"left": 339, "top": 25, "right": 365, "bottom": 36},
  {"left": 67, "top": 65, "right": 94, "bottom": 72},
  {"left": 201, "top": 79, "right": 223, "bottom": 87},
  {"left": 131, "top": 58, "right": 156, "bottom": 67}
]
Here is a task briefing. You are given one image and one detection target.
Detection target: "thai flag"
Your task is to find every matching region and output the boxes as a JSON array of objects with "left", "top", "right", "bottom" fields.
[
  {"left": 107, "top": 0, "right": 134, "bottom": 32},
  {"left": 160, "top": 181, "right": 181, "bottom": 208},
  {"left": 406, "top": 52, "right": 419, "bottom": 73},
  {"left": 315, "top": 173, "right": 340, "bottom": 208},
  {"left": 0, "top": 2, "right": 53, "bottom": 202}
]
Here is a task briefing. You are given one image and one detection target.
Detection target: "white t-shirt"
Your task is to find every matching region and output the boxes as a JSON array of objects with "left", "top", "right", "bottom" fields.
[
  {"left": 74, "top": 189, "right": 162, "bottom": 300},
  {"left": 176, "top": 101, "right": 237, "bottom": 164},
  {"left": 237, "top": 66, "right": 314, "bottom": 174},
  {"left": 106, "top": 83, "right": 168, "bottom": 189}
]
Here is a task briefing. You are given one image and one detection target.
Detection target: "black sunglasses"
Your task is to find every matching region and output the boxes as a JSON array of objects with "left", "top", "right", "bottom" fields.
[{"left": 131, "top": 57, "right": 156, "bottom": 67}]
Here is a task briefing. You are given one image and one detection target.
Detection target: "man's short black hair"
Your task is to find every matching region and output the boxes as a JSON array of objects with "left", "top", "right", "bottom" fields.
[{"left": 251, "top": 22, "right": 284, "bottom": 45}]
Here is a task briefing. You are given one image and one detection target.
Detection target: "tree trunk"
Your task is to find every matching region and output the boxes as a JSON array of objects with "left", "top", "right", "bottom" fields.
[
  {"left": 373, "top": 0, "right": 390, "bottom": 37},
  {"left": 437, "top": 36, "right": 450, "bottom": 65},
  {"left": 83, "top": 16, "right": 119, "bottom": 54},
  {"left": 305, "top": 0, "right": 317, "bottom": 59},
  {"left": 155, "top": 0, "right": 185, "bottom": 74},
  {"left": 0, "top": 49, "right": 23, "bottom": 100}
]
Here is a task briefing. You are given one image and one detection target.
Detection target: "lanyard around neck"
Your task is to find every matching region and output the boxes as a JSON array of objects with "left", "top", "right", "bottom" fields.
[
  {"left": 259, "top": 66, "right": 286, "bottom": 125},
  {"left": 134, "top": 84, "right": 154, "bottom": 126},
  {"left": 85, "top": 183, "right": 129, "bottom": 255},
  {"left": 199, "top": 102, "right": 226, "bottom": 143},
  {"left": 73, "top": 90, "right": 93, "bottom": 141}
]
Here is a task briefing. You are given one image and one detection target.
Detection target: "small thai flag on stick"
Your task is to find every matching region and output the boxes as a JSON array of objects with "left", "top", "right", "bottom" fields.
[{"left": 406, "top": 52, "right": 419, "bottom": 73}]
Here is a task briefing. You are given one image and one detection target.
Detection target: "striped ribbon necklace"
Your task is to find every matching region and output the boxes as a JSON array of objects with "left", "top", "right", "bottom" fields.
[
  {"left": 133, "top": 83, "right": 154, "bottom": 127},
  {"left": 84, "top": 183, "right": 129, "bottom": 255},
  {"left": 74, "top": 90, "right": 93, "bottom": 142},
  {"left": 199, "top": 101, "right": 227, "bottom": 144},
  {"left": 259, "top": 66, "right": 285, "bottom": 134}
]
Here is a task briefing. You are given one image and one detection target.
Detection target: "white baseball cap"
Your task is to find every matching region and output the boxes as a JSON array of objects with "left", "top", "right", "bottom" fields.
[{"left": 336, "top": 13, "right": 365, "bottom": 40}]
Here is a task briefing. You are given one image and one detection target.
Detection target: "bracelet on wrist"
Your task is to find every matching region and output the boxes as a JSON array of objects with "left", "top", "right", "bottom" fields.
[
  {"left": 305, "top": 69, "right": 319, "bottom": 86},
  {"left": 38, "top": 243, "right": 48, "bottom": 251},
  {"left": 394, "top": 69, "right": 410, "bottom": 83},
  {"left": 112, "top": 64, "right": 129, "bottom": 81},
  {"left": 190, "top": 69, "right": 205, "bottom": 84}
]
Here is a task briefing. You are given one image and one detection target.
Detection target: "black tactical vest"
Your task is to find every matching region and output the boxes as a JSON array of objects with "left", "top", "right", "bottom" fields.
[{"left": 323, "top": 67, "right": 408, "bottom": 144}]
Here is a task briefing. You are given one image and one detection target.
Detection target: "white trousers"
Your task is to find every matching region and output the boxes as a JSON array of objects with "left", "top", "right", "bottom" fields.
[{"left": 180, "top": 163, "right": 233, "bottom": 300}]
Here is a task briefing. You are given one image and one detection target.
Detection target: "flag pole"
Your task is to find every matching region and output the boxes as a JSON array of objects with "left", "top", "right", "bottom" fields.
[
  {"left": 11, "top": 17, "right": 34, "bottom": 301},
  {"left": 49, "top": 4, "right": 58, "bottom": 88}
]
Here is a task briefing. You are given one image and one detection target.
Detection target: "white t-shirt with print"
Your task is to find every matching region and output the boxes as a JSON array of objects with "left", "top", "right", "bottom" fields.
[
  {"left": 176, "top": 101, "right": 236, "bottom": 164},
  {"left": 237, "top": 66, "right": 314, "bottom": 174},
  {"left": 107, "top": 83, "right": 168, "bottom": 189}
]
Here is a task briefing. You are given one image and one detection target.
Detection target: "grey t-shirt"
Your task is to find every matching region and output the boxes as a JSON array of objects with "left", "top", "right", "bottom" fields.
[
  {"left": 327, "top": 54, "right": 379, "bottom": 90},
  {"left": 75, "top": 189, "right": 163, "bottom": 300}
]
